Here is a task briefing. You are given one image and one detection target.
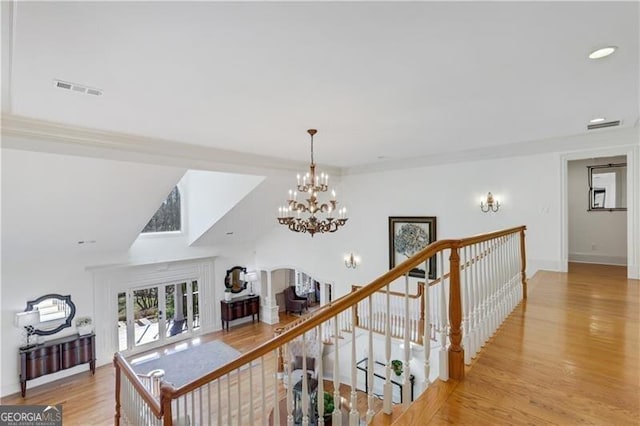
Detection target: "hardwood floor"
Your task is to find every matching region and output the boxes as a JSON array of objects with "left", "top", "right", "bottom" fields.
[
  {"left": 3, "top": 264, "right": 637, "bottom": 425},
  {"left": 394, "top": 263, "right": 639, "bottom": 425},
  {"left": 1, "top": 314, "right": 300, "bottom": 425}
]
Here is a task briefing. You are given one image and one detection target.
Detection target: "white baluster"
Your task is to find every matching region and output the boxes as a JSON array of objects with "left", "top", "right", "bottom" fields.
[
  {"left": 366, "top": 295, "right": 375, "bottom": 423},
  {"left": 302, "top": 333, "right": 309, "bottom": 426},
  {"left": 497, "top": 238, "right": 503, "bottom": 325},
  {"left": 462, "top": 245, "right": 471, "bottom": 365},
  {"left": 261, "top": 357, "right": 266, "bottom": 426},
  {"left": 249, "top": 362, "right": 254, "bottom": 426},
  {"left": 376, "top": 293, "right": 383, "bottom": 334},
  {"left": 403, "top": 272, "right": 411, "bottom": 406},
  {"left": 333, "top": 317, "right": 341, "bottom": 425},
  {"left": 495, "top": 238, "right": 500, "bottom": 324},
  {"left": 273, "top": 350, "right": 280, "bottom": 426},
  {"left": 423, "top": 258, "right": 431, "bottom": 391},
  {"left": 470, "top": 243, "right": 478, "bottom": 355},
  {"left": 206, "top": 382, "right": 211, "bottom": 425},
  {"left": 439, "top": 250, "right": 448, "bottom": 381},
  {"left": 349, "top": 305, "right": 359, "bottom": 426},
  {"left": 217, "top": 375, "right": 222, "bottom": 425},
  {"left": 502, "top": 236, "right": 509, "bottom": 320},
  {"left": 515, "top": 234, "right": 522, "bottom": 302},
  {"left": 197, "top": 387, "right": 202, "bottom": 426},
  {"left": 487, "top": 240, "right": 495, "bottom": 337},
  {"left": 482, "top": 241, "right": 490, "bottom": 346},
  {"left": 383, "top": 284, "right": 392, "bottom": 414},
  {"left": 175, "top": 390, "right": 181, "bottom": 424},
  {"left": 286, "top": 343, "right": 294, "bottom": 426},
  {"left": 317, "top": 325, "right": 325, "bottom": 426},
  {"left": 510, "top": 235, "right": 516, "bottom": 305}
]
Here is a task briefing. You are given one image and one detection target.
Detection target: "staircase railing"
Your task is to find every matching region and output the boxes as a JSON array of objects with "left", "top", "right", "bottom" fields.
[
  {"left": 114, "top": 225, "right": 527, "bottom": 425},
  {"left": 351, "top": 282, "right": 427, "bottom": 345}
]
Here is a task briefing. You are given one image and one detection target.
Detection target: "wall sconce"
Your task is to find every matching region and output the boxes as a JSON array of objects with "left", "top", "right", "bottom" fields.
[
  {"left": 480, "top": 192, "right": 500, "bottom": 213},
  {"left": 344, "top": 253, "right": 360, "bottom": 269}
]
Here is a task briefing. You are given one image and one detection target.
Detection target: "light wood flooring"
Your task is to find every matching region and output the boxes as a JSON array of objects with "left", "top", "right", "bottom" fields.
[
  {"left": 2, "top": 263, "right": 638, "bottom": 425},
  {"left": 392, "top": 262, "right": 639, "bottom": 425}
]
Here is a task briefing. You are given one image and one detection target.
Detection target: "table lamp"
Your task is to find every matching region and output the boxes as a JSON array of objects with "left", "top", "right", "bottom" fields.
[{"left": 15, "top": 310, "right": 40, "bottom": 349}]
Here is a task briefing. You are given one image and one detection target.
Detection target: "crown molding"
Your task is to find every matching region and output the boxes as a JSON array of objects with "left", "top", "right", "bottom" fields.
[{"left": 0, "top": 114, "right": 343, "bottom": 177}]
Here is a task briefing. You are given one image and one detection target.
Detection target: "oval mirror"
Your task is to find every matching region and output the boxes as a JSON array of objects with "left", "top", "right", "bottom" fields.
[
  {"left": 25, "top": 294, "right": 76, "bottom": 336},
  {"left": 225, "top": 266, "right": 247, "bottom": 293}
]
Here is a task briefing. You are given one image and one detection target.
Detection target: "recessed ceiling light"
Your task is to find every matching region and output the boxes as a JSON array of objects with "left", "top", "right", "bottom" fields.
[
  {"left": 589, "top": 117, "right": 606, "bottom": 123},
  {"left": 588, "top": 46, "right": 617, "bottom": 59}
]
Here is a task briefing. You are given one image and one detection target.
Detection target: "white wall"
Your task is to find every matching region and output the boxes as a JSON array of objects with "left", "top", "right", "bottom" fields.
[
  {"left": 568, "top": 156, "right": 627, "bottom": 265},
  {"left": 1, "top": 255, "right": 95, "bottom": 396},
  {"left": 184, "top": 170, "right": 265, "bottom": 245},
  {"left": 2, "top": 130, "right": 637, "bottom": 397},
  {"left": 255, "top": 152, "right": 562, "bottom": 299}
]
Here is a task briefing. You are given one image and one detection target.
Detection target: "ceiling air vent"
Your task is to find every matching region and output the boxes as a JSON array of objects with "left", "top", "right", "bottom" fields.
[
  {"left": 587, "top": 120, "right": 620, "bottom": 130},
  {"left": 53, "top": 79, "right": 103, "bottom": 96}
]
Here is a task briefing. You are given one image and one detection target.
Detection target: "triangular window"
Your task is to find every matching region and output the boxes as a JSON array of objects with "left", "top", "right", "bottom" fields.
[{"left": 142, "top": 186, "right": 181, "bottom": 233}]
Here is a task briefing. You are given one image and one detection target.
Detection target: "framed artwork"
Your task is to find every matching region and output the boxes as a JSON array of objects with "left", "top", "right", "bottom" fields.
[{"left": 388, "top": 216, "right": 437, "bottom": 279}]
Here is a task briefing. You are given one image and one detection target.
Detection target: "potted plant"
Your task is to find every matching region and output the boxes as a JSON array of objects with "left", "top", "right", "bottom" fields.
[
  {"left": 75, "top": 317, "right": 93, "bottom": 336},
  {"left": 224, "top": 288, "right": 232, "bottom": 301},
  {"left": 391, "top": 359, "right": 403, "bottom": 376},
  {"left": 322, "top": 391, "right": 335, "bottom": 418},
  {"left": 312, "top": 391, "right": 335, "bottom": 420}
]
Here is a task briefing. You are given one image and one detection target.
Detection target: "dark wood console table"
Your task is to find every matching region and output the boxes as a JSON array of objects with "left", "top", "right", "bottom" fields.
[
  {"left": 221, "top": 295, "right": 259, "bottom": 331},
  {"left": 19, "top": 333, "right": 96, "bottom": 397}
]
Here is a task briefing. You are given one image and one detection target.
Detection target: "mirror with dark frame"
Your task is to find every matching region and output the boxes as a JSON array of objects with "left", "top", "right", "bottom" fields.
[
  {"left": 225, "top": 266, "right": 247, "bottom": 293},
  {"left": 25, "top": 294, "right": 76, "bottom": 336},
  {"left": 588, "top": 163, "right": 627, "bottom": 211}
]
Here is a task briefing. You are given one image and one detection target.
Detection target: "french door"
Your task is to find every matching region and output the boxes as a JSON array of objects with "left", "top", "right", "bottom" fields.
[{"left": 118, "top": 280, "right": 200, "bottom": 352}]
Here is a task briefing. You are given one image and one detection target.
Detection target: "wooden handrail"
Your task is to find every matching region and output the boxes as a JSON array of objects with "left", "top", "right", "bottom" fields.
[
  {"left": 161, "top": 225, "right": 526, "bottom": 399},
  {"left": 113, "top": 352, "right": 163, "bottom": 417}
]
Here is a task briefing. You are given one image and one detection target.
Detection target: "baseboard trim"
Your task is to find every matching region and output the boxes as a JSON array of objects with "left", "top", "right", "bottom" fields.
[{"left": 568, "top": 253, "right": 627, "bottom": 266}]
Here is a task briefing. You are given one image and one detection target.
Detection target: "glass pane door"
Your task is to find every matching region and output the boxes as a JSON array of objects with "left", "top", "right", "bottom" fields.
[
  {"left": 133, "top": 287, "right": 160, "bottom": 348},
  {"left": 117, "top": 292, "right": 128, "bottom": 351},
  {"left": 118, "top": 279, "right": 200, "bottom": 352},
  {"left": 192, "top": 280, "right": 200, "bottom": 331},
  {"left": 164, "top": 283, "right": 188, "bottom": 338}
]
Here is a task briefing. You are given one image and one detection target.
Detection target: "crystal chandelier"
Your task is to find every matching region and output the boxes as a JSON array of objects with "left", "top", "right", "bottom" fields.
[{"left": 277, "top": 129, "right": 347, "bottom": 237}]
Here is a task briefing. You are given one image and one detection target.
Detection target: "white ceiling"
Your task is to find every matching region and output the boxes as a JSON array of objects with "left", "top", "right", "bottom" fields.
[
  {"left": 1, "top": 149, "right": 186, "bottom": 258},
  {"left": 5, "top": 1, "right": 639, "bottom": 169},
  {"left": 2, "top": 1, "right": 638, "bottom": 262}
]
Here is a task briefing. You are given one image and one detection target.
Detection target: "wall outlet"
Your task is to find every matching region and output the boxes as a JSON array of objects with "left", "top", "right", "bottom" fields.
[{"left": 591, "top": 243, "right": 597, "bottom": 250}]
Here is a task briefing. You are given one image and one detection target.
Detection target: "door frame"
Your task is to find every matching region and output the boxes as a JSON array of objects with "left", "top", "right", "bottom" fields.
[
  {"left": 120, "top": 279, "right": 199, "bottom": 353},
  {"left": 560, "top": 144, "right": 639, "bottom": 279},
  {"left": 93, "top": 258, "right": 215, "bottom": 365}
]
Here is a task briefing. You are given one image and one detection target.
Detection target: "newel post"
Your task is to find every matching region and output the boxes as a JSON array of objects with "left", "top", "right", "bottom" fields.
[
  {"left": 161, "top": 385, "right": 174, "bottom": 426},
  {"left": 113, "top": 356, "right": 121, "bottom": 426},
  {"left": 520, "top": 228, "right": 527, "bottom": 299},
  {"left": 448, "top": 245, "right": 465, "bottom": 380}
]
